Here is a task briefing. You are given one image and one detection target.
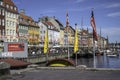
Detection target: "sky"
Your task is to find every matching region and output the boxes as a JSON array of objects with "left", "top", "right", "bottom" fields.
[{"left": 13, "top": 0, "right": 120, "bottom": 43}]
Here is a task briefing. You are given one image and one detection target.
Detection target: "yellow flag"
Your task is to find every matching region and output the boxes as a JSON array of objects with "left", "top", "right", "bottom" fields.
[
  {"left": 74, "top": 25, "right": 78, "bottom": 53},
  {"left": 44, "top": 28, "right": 48, "bottom": 54}
]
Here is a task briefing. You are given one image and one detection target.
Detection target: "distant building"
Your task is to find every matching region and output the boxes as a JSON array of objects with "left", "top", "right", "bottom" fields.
[
  {"left": 109, "top": 42, "right": 120, "bottom": 51},
  {"left": 38, "top": 22, "right": 47, "bottom": 47},
  {"left": 79, "top": 28, "right": 89, "bottom": 48},
  {"left": 64, "top": 25, "right": 75, "bottom": 47},
  {"left": 78, "top": 28, "right": 108, "bottom": 50}
]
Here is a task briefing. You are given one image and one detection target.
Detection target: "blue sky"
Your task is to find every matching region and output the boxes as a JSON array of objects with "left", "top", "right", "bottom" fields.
[{"left": 13, "top": 0, "right": 120, "bottom": 43}]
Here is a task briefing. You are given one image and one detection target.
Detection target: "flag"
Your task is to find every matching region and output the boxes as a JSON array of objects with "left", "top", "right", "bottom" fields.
[
  {"left": 44, "top": 28, "right": 48, "bottom": 54},
  {"left": 91, "top": 10, "right": 98, "bottom": 41},
  {"left": 74, "top": 24, "right": 78, "bottom": 53}
]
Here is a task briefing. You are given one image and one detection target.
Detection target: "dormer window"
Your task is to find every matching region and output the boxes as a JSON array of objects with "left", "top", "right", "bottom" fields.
[
  {"left": 6, "top": 4, "right": 9, "bottom": 8},
  {"left": 29, "top": 20, "right": 31, "bottom": 23},
  {"left": 11, "top": 6, "right": 13, "bottom": 10},
  {"left": 32, "top": 22, "right": 35, "bottom": 25},
  {"left": 14, "top": 7, "right": 16, "bottom": 10}
]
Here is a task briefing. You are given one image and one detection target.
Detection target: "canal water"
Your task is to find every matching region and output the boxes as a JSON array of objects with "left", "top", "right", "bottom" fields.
[
  {"left": 38, "top": 51, "right": 120, "bottom": 68},
  {"left": 76, "top": 52, "right": 120, "bottom": 68}
]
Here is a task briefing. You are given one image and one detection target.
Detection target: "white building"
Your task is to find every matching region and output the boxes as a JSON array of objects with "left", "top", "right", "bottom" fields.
[
  {"left": 38, "top": 21, "right": 60, "bottom": 47},
  {"left": 3, "top": 0, "right": 19, "bottom": 42}
]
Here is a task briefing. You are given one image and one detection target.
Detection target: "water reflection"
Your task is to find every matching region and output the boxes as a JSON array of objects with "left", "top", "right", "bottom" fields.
[{"left": 76, "top": 53, "right": 120, "bottom": 68}]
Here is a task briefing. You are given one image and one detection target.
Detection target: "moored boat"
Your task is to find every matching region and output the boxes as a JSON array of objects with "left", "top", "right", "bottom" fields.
[{"left": 106, "top": 51, "right": 119, "bottom": 57}]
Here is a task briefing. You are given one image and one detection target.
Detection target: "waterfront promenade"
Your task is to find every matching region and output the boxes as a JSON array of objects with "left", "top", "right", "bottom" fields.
[{"left": 1, "top": 67, "right": 120, "bottom": 80}]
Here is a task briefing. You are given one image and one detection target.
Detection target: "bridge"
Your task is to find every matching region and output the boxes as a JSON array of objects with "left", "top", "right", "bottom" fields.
[{"left": 19, "top": 53, "right": 73, "bottom": 64}]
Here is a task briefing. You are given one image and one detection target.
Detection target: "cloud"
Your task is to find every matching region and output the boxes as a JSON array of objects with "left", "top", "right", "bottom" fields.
[
  {"left": 68, "top": 6, "right": 90, "bottom": 12},
  {"left": 101, "top": 27, "right": 120, "bottom": 42},
  {"left": 107, "top": 12, "right": 120, "bottom": 17},
  {"left": 41, "top": 10, "right": 56, "bottom": 14},
  {"left": 75, "top": 0, "right": 85, "bottom": 3},
  {"left": 13, "top": 0, "right": 21, "bottom": 5},
  {"left": 106, "top": 3, "right": 120, "bottom": 8}
]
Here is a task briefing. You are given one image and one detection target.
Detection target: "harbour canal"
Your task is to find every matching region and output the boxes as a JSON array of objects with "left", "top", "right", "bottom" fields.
[{"left": 75, "top": 52, "right": 120, "bottom": 68}]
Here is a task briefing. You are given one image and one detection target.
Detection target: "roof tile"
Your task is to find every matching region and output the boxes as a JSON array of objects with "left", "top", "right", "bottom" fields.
[{"left": 0, "top": 58, "right": 31, "bottom": 68}]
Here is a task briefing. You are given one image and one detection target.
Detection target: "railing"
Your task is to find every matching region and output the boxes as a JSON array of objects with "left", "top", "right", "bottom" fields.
[{"left": 21, "top": 53, "right": 73, "bottom": 64}]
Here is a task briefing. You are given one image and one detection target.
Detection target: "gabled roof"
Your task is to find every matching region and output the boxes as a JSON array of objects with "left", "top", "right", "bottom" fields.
[
  {"left": 42, "top": 22, "right": 59, "bottom": 31},
  {"left": 64, "top": 26, "right": 75, "bottom": 33},
  {"left": 3, "top": 0, "right": 18, "bottom": 14},
  {"left": 20, "top": 13, "right": 33, "bottom": 22},
  {"left": 42, "top": 21, "right": 54, "bottom": 27},
  {"left": 46, "top": 22, "right": 54, "bottom": 26},
  {"left": 20, "top": 13, "right": 39, "bottom": 28},
  {"left": 3, "top": 0, "right": 15, "bottom": 6},
  {"left": 55, "top": 19, "right": 64, "bottom": 30}
]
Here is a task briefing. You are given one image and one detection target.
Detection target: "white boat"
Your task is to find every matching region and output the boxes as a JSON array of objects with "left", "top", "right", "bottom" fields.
[
  {"left": 106, "top": 51, "right": 119, "bottom": 57},
  {"left": 107, "top": 54, "right": 118, "bottom": 57}
]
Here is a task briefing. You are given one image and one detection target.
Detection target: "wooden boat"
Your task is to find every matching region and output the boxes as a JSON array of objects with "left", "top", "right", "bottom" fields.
[{"left": 46, "top": 58, "right": 75, "bottom": 67}]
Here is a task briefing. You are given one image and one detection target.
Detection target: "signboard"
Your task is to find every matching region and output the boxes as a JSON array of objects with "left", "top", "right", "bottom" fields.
[
  {"left": 0, "top": 42, "right": 28, "bottom": 58},
  {"left": 8, "top": 43, "right": 24, "bottom": 52}
]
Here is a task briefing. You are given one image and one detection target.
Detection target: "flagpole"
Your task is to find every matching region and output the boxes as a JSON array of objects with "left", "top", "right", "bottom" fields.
[
  {"left": 93, "top": 35, "right": 96, "bottom": 68},
  {"left": 90, "top": 9, "right": 98, "bottom": 68},
  {"left": 67, "top": 28, "right": 70, "bottom": 60}
]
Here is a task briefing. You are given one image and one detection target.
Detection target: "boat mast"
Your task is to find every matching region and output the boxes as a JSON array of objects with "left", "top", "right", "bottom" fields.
[
  {"left": 81, "top": 17, "right": 83, "bottom": 48},
  {"left": 100, "top": 27, "right": 102, "bottom": 50}
]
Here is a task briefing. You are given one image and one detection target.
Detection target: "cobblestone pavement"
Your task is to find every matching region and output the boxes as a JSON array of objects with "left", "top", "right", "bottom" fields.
[{"left": 3, "top": 69, "right": 120, "bottom": 80}]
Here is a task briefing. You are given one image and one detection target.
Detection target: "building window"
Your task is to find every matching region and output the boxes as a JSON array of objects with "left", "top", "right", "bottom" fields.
[
  {"left": 7, "top": 20, "right": 9, "bottom": 26},
  {"left": 2, "top": 9, "right": 4, "bottom": 15},
  {"left": 6, "top": 4, "right": 9, "bottom": 8},
  {"left": 0, "top": 19, "right": 1, "bottom": 25},
  {"left": 2, "top": 19, "right": 5, "bottom": 27},
  {"left": 11, "top": 6, "right": 13, "bottom": 10},
  {"left": 14, "top": 7, "right": 16, "bottom": 10},
  {"left": 13, "top": 14, "right": 15, "bottom": 18},
  {"left": 0, "top": 9, "right": 1, "bottom": 15},
  {"left": 13, "top": 30, "right": 15, "bottom": 35},
  {"left": 7, "top": 12, "right": 10, "bottom": 17},
  {"left": 10, "top": 13, "right": 12, "bottom": 18}
]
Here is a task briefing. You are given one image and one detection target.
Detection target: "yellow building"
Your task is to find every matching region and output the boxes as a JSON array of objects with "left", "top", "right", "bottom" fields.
[
  {"left": 64, "top": 26, "right": 75, "bottom": 46},
  {"left": 19, "top": 10, "right": 39, "bottom": 46},
  {"left": 28, "top": 21, "right": 39, "bottom": 46}
]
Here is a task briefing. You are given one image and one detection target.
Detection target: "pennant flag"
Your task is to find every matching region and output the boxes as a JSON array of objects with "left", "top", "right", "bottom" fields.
[
  {"left": 74, "top": 24, "right": 78, "bottom": 53},
  {"left": 90, "top": 10, "right": 98, "bottom": 41},
  {"left": 44, "top": 28, "right": 48, "bottom": 54}
]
